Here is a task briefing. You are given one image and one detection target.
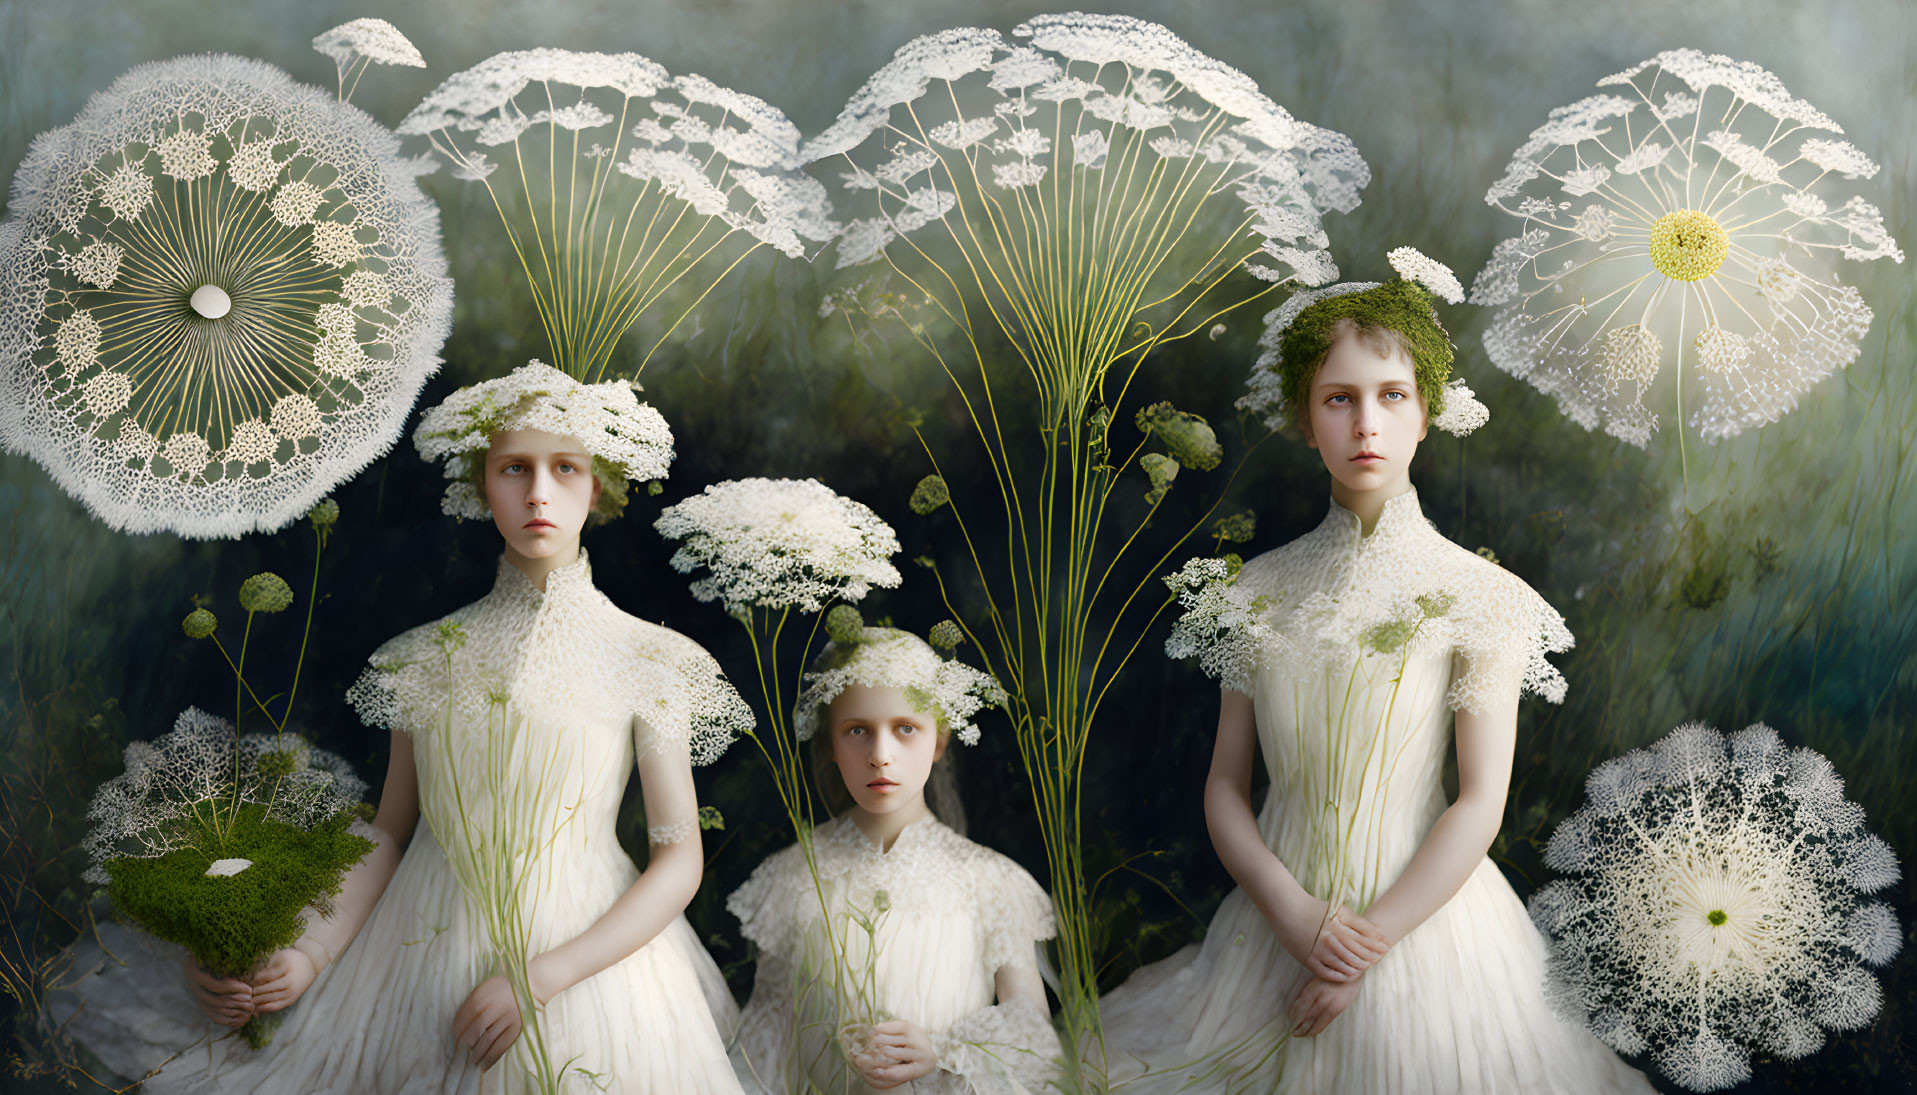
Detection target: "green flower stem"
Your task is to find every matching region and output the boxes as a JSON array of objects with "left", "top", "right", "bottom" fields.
[
  {"left": 204, "top": 634, "right": 280, "bottom": 736},
  {"left": 278, "top": 519, "right": 328, "bottom": 748}
]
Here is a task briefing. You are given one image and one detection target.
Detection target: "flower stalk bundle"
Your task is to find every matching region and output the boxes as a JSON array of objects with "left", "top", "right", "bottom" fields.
[{"left": 805, "top": 16, "right": 1369, "bottom": 1075}]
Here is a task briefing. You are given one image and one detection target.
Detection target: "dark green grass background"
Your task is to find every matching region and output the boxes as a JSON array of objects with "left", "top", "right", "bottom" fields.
[{"left": 0, "top": 0, "right": 1910, "bottom": 1090}]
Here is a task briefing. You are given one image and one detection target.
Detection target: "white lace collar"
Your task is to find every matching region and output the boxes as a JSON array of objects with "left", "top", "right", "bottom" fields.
[
  {"left": 1316, "top": 486, "right": 1436, "bottom": 553},
  {"left": 824, "top": 811, "right": 947, "bottom": 858},
  {"left": 489, "top": 548, "right": 597, "bottom": 605}
]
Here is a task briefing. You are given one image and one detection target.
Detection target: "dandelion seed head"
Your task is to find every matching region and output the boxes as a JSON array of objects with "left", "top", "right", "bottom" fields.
[
  {"left": 0, "top": 54, "right": 451, "bottom": 536},
  {"left": 1477, "top": 50, "right": 1900, "bottom": 447}
]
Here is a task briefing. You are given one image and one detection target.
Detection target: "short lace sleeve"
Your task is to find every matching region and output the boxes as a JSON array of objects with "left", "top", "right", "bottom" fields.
[
  {"left": 627, "top": 625, "right": 756, "bottom": 766},
  {"left": 728, "top": 843, "right": 810, "bottom": 958},
  {"left": 1446, "top": 563, "right": 1574, "bottom": 715},
  {"left": 977, "top": 854, "right": 1056, "bottom": 973},
  {"left": 343, "top": 617, "right": 460, "bottom": 737}
]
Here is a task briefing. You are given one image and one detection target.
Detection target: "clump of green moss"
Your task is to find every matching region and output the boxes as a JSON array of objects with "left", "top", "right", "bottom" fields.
[
  {"left": 104, "top": 802, "right": 372, "bottom": 1047},
  {"left": 1278, "top": 280, "right": 1454, "bottom": 421}
]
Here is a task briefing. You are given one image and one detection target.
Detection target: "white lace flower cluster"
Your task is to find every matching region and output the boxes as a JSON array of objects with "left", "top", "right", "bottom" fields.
[
  {"left": 82, "top": 707, "right": 367, "bottom": 884},
  {"left": 0, "top": 53, "right": 452, "bottom": 537},
  {"left": 412, "top": 359, "right": 675, "bottom": 521},
  {"left": 654, "top": 478, "right": 903, "bottom": 615},
  {"left": 399, "top": 49, "right": 836, "bottom": 259},
  {"left": 1161, "top": 557, "right": 1280, "bottom": 693},
  {"left": 1239, "top": 247, "right": 1490, "bottom": 437},
  {"left": 1472, "top": 49, "right": 1901, "bottom": 447},
  {"left": 1530, "top": 721, "right": 1902, "bottom": 1092},
  {"left": 803, "top": 12, "right": 1367, "bottom": 280},
  {"left": 794, "top": 627, "right": 1006, "bottom": 744},
  {"left": 312, "top": 18, "right": 426, "bottom": 72}
]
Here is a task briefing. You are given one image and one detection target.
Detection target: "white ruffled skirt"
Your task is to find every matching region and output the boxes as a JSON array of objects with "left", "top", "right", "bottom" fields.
[
  {"left": 45, "top": 821, "right": 742, "bottom": 1094},
  {"left": 1096, "top": 856, "right": 1656, "bottom": 1094}
]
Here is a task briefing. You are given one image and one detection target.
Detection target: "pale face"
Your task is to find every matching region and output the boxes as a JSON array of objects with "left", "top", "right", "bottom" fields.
[
  {"left": 827, "top": 684, "right": 948, "bottom": 819},
  {"left": 1301, "top": 331, "right": 1429, "bottom": 501},
  {"left": 484, "top": 429, "right": 601, "bottom": 563}
]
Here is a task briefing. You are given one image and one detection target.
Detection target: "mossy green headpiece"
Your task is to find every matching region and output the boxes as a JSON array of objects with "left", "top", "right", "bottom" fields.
[{"left": 1240, "top": 247, "right": 1489, "bottom": 437}]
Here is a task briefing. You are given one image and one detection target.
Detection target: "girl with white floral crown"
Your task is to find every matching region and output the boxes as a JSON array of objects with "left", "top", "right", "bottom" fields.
[
  {"left": 728, "top": 625, "right": 1065, "bottom": 1094},
  {"left": 1095, "top": 251, "right": 1657, "bottom": 1093},
  {"left": 52, "top": 360, "right": 754, "bottom": 1093}
]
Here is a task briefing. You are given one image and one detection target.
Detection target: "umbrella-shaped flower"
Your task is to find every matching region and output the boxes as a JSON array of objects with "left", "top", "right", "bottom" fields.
[
  {"left": 1529, "top": 721, "right": 1902, "bottom": 1091},
  {"left": 1471, "top": 49, "right": 1901, "bottom": 448},
  {"left": 312, "top": 18, "right": 428, "bottom": 101},
  {"left": 399, "top": 49, "right": 836, "bottom": 380},
  {"left": 0, "top": 54, "right": 452, "bottom": 538},
  {"left": 654, "top": 477, "right": 902, "bottom": 615},
  {"left": 807, "top": 14, "right": 1369, "bottom": 416}
]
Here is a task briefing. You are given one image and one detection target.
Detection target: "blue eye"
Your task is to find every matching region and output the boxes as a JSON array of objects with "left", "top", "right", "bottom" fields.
[
  {"left": 1383, "top": 390, "right": 1406, "bottom": 402},
  {"left": 1327, "top": 393, "right": 1350, "bottom": 405}
]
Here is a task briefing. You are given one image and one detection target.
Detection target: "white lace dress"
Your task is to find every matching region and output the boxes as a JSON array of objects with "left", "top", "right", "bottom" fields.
[
  {"left": 46, "top": 551, "right": 750, "bottom": 1094},
  {"left": 728, "top": 814, "right": 1063, "bottom": 1094},
  {"left": 1097, "top": 491, "right": 1655, "bottom": 1094}
]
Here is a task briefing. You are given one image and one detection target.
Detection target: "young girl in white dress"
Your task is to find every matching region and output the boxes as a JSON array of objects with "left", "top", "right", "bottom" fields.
[
  {"left": 727, "top": 626, "right": 1064, "bottom": 1094},
  {"left": 1096, "top": 252, "right": 1657, "bottom": 1093},
  {"left": 48, "top": 360, "right": 753, "bottom": 1094}
]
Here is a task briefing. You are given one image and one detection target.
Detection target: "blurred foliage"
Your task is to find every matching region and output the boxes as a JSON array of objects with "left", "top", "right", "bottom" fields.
[{"left": 1, "top": 0, "right": 1912, "bottom": 1090}]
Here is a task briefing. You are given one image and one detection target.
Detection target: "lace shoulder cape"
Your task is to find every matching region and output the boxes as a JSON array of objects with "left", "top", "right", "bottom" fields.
[
  {"left": 728, "top": 815, "right": 1055, "bottom": 973},
  {"left": 1234, "top": 490, "right": 1574, "bottom": 715},
  {"left": 345, "top": 554, "right": 752, "bottom": 765}
]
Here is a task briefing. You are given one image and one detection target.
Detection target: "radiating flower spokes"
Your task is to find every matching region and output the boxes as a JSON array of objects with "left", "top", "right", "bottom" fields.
[
  {"left": 806, "top": 13, "right": 1367, "bottom": 426},
  {"left": 1531, "top": 720, "right": 1901, "bottom": 1091},
  {"left": 0, "top": 54, "right": 452, "bottom": 537},
  {"left": 1472, "top": 49, "right": 1901, "bottom": 452},
  {"left": 400, "top": 49, "right": 835, "bottom": 380}
]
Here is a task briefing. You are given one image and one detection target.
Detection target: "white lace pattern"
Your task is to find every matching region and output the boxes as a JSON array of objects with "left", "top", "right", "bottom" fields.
[
  {"left": 729, "top": 815, "right": 1061, "bottom": 1093},
  {"left": 1234, "top": 490, "right": 1573, "bottom": 714}
]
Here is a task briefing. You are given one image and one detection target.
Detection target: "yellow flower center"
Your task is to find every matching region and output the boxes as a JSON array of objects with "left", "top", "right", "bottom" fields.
[{"left": 1649, "top": 209, "right": 1729, "bottom": 281}]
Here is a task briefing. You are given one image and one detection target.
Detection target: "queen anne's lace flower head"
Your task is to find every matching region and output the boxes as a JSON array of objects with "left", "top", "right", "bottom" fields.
[
  {"left": 1530, "top": 721, "right": 1902, "bottom": 1091},
  {"left": 0, "top": 54, "right": 453, "bottom": 538},
  {"left": 412, "top": 359, "right": 674, "bottom": 523},
  {"left": 655, "top": 477, "right": 903, "bottom": 615},
  {"left": 312, "top": 19, "right": 426, "bottom": 71},
  {"left": 1472, "top": 49, "right": 1901, "bottom": 447},
  {"left": 401, "top": 49, "right": 835, "bottom": 264},
  {"left": 1240, "top": 247, "right": 1488, "bottom": 437},
  {"left": 794, "top": 626, "right": 1006, "bottom": 745},
  {"left": 1161, "top": 556, "right": 1282, "bottom": 693},
  {"left": 804, "top": 13, "right": 1367, "bottom": 285},
  {"left": 83, "top": 707, "right": 368, "bottom": 883}
]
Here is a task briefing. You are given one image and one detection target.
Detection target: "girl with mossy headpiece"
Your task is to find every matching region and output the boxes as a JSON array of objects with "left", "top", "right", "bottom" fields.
[
  {"left": 1096, "top": 252, "right": 1655, "bottom": 1093},
  {"left": 727, "top": 626, "right": 1065, "bottom": 1094},
  {"left": 65, "top": 360, "right": 756, "bottom": 1093}
]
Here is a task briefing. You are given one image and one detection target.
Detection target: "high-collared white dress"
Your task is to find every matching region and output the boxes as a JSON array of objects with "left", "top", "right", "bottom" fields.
[
  {"left": 48, "top": 552, "right": 749, "bottom": 1094},
  {"left": 1097, "top": 491, "right": 1656, "bottom": 1094},
  {"left": 728, "top": 814, "right": 1063, "bottom": 1094}
]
